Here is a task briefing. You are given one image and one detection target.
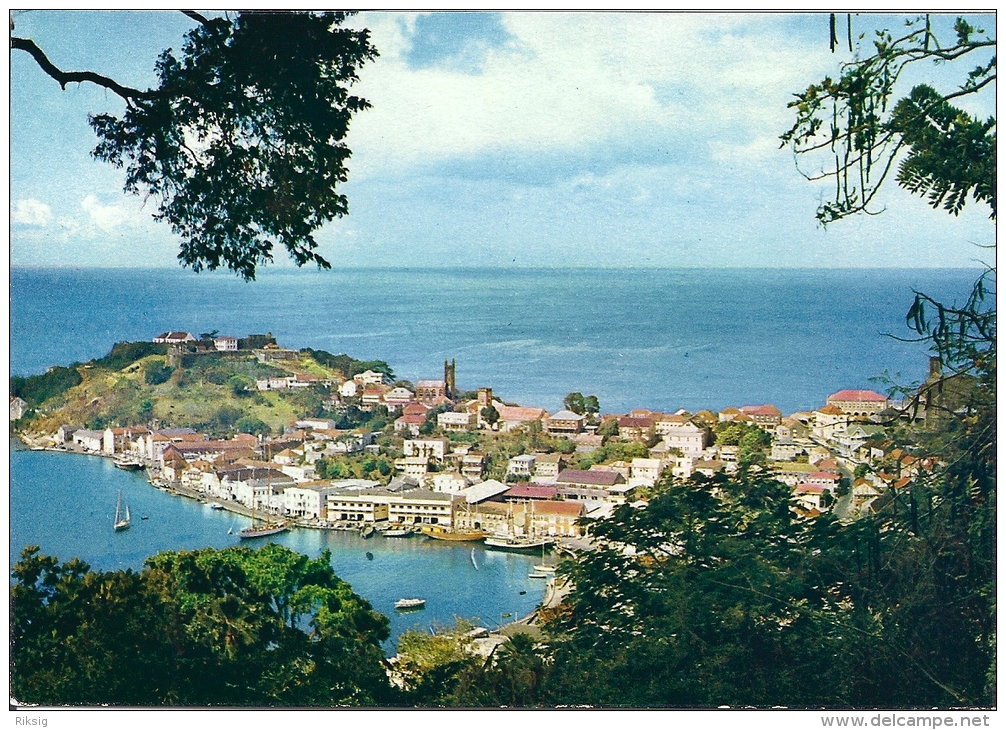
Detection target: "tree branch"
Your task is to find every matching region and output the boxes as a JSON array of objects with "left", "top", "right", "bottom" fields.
[
  {"left": 180, "top": 10, "right": 211, "bottom": 26},
  {"left": 11, "top": 36, "right": 154, "bottom": 101}
]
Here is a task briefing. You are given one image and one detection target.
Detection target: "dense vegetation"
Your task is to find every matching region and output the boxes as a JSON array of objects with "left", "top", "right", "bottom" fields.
[
  {"left": 9, "top": 341, "right": 397, "bottom": 438},
  {"left": 11, "top": 544, "right": 393, "bottom": 706},
  {"left": 10, "top": 366, "right": 82, "bottom": 408},
  {"left": 301, "top": 348, "right": 394, "bottom": 380}
]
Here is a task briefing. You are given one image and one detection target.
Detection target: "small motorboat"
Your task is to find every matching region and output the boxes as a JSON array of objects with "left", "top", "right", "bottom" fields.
[
  {"left": 519, "top": 590, "right": 527, "bottom": 596},
  {"left": 209, "top": 502, "right": 225, "bottom": 510},
  {"left": 528, "top": 572, "right": 549, "bottom": 579},
  {"left": 360, "top": 524, "right": 375, "bottom": 539},
  {"left": 395, "top": 598, "right": 426, "bottom": 611},
  {"left": 365, "top": 552, "right": 374, "bottom": 561},
  {"left": 141, "top": 515, "right": 149, "bottom": 521}
]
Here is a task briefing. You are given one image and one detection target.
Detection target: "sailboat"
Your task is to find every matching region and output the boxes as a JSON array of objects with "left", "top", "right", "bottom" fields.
[
  {"left": 238, "top": 465, "right": 288, "bottom": 539},
  {"left": 113, "top": 490, "right": 131, "bottom": 531},
  {"left": 533, "top": 541, "right": 557, "bottom": 574}
]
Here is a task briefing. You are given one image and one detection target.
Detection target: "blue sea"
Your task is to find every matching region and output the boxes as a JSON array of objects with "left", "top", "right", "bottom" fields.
[
  {"left": 8, "top": 265, "right": 982, "bottom": 648},
  {"left": 10, "top": 266, "right": 982, "bottom": 414}
]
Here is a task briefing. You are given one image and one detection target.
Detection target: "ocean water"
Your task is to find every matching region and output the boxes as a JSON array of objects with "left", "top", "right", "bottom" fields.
[
  {"left": 10, "top": 447, "right": 545, "bottom": 650},
  {"left": 9, "top": 266, "right": 981, "bottom": 415}
]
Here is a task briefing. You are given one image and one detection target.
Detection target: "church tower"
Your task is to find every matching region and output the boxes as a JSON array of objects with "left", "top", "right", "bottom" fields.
[{"left": 444, "top": 358, "right": 456, "bottom": 399}]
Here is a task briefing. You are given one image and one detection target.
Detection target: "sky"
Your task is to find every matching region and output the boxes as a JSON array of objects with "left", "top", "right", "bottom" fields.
[{"left": 8, "top": 11, "right": 997, "bottom": 271}]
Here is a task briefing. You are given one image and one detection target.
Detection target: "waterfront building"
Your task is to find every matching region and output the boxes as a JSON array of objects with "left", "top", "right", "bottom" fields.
[
  {"left": 826, "top": 389, "right": 889, "bottom": 416},
  {"left": 213, "top": 336, "right": 239, "bottom": 351},
  {"left": 102, "top": 426, "right": 149, "bottom": 455},
  {"left": 386, "top": 489, "right": 459, "bottom": 527},
  {"left": 503, "top": 484, "right": 559, "bottom": 502},
  {"left": 282, "top": 483, "right": 338, "bottom": 520},
  {"left": 56, "top": 424, "right": 82, "bottom": 444},
  {"left": 73, "top": 429, "right": 105, "bottom": 452},
  {"left": 459, "top": 479, "right": 510, "bottom": 505},
  {"left": 327, "top": 488, "right": 392, "bottom": 523},
  {"left": 527, "top": 500, "right": 585, "bottom": 537}
]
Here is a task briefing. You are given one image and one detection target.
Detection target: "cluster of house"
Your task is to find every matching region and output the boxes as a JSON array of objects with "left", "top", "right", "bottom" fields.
[{"left": 42, "top": 331, "right": 939, "bottom": 530}]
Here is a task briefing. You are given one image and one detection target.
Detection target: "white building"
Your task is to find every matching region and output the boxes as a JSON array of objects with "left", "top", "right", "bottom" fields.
[{"left": 404, "top": 437, "right": 450, "bottom": 462}]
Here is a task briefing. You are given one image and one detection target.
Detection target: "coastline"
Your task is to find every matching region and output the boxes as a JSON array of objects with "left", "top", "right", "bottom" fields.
[{"left": 13, "top": 436, "right": 566, "bottom": 636}]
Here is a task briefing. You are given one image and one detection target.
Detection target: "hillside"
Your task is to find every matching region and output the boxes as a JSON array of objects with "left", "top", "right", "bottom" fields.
[{"left": 12, "top": 341, "right": 390, "bottom": 438}]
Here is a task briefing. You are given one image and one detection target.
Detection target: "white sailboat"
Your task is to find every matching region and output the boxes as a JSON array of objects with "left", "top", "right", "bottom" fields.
[{"left": 113, "top": 490, "right": 131, "bottom": 531}]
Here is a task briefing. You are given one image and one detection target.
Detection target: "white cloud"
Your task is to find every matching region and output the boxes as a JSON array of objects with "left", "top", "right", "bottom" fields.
[
  {"left": 347, "top": 12, "right": 835, "bottom": 176},
  {"left": 12, "top": 198, "right": 53, "bottom": 226},
  {"left": 81, "top": 195, "right": 135, "bottom": 232}
]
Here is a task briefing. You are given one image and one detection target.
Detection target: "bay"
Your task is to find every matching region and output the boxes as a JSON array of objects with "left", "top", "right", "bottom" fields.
[
  {"left": 10, "top": 266, "right": 980, "bottom": 414},
  {"left": 10, "top": 447, "right": 545, "bottom": 651}
]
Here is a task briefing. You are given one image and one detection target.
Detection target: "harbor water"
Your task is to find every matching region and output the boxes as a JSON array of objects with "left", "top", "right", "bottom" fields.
[{"left": 10, "top": 446, "right": 545, "bottom": 651}]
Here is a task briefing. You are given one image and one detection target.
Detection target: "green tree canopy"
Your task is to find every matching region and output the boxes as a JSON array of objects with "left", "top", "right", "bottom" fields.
[
  {"left": 11, "top": 544, "right": 392, "bottom": 706},
  {"left": 13, "top": 11, "right": 378, "bottom": 280}
]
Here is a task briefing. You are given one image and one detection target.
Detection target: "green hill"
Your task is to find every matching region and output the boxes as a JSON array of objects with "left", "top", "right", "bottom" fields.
[{"left": 13, "top": 341, "right": 392, "bottom": 438}]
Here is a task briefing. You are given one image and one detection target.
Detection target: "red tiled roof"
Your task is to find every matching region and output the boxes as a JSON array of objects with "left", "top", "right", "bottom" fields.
[
  {"left": 531, "top": 500, "right": 584, "bottom": 517},
  {"left": 740, "top": 404, "right": 782, "bottom": 417},
  {"left": 402, "top": 403, "right": 431, "bottom": 415},
  {"left": 893, "top": 477, "right": 912, "bottom": 489},
  {"left": 795, "top": 483, "right": 827, "bottom": 493},
  {"left": 396, "top": 414, "right": 426, "bottom": 425},
  {"left": 808, "top": 471, "right": 841, "bottom": 480},
  {"left": 504, "top": 485, "right": 559, "bottom": 500},
  {"left": 828, "top": 389, "right": 888, "bottom": 403},
  {"left": 816, "top": 404, "right": 845, "bottom": 415},
  {"left": 497, "top": 405, "right": 547, "bottom": 421},
  {"left": 617, "top": 416, "right": 654, "bottom": 428}
]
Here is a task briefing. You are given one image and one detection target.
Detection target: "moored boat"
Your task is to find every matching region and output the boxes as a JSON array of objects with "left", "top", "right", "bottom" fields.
[
  {"left": 114, "top": 456, "right": 144, "bottom": 470},
  {"left": 384, "top": 527, "right": 414, "bottom": 537},
  {"left": 528, "top": 572, "right": 549, "bottom": 579},
  {"left": 238, "top": 523, "right": 288, "bottom": 539},
  {"left": 394, "top": 598, "right": 426, "bottom": 611},
  {"left": 209, "top": 502, "right": 225, "bottom": 510},
  {"left": 420, "top": 525, "right": 487, "bottom": 542},
  {"left": 484, "top": 535, "right": 548, "bottom": 552}
]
